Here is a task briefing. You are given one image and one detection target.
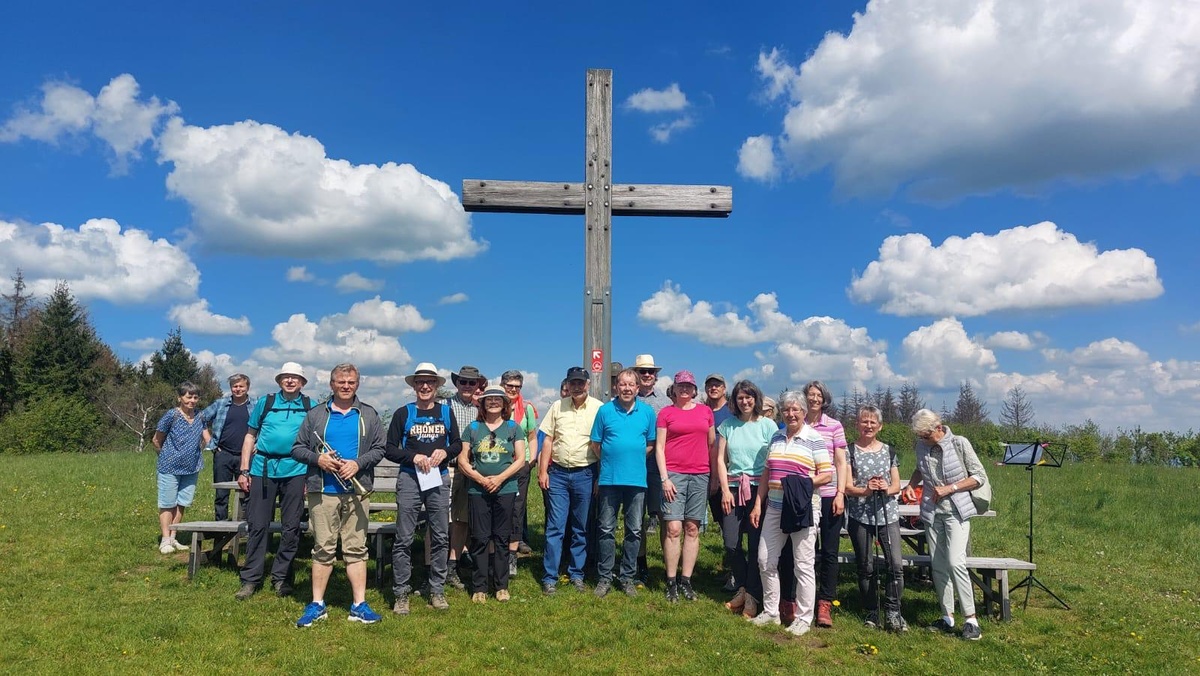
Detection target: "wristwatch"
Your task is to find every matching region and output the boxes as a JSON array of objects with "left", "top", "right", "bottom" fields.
[{"left": 239, "top": 470, "right": 251, "bottom": 477}]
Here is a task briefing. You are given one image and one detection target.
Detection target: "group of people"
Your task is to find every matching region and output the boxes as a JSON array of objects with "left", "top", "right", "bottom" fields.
[{"left": 151, "top": 355, "right": 990, "bottom": 639}]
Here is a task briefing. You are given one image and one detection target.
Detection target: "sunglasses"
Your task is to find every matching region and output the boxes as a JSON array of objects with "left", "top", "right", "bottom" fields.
[
  {"left": 458, "top": 379, "right": 480, "bottom": 387},
  {"left": 503, "top": 383, "right": 522, "bottom": 390},
  {"left": 414, "top": 379, "right": 438, "bottom": 387},
  {"left": 636, "top": 369, "right": 657, "bottom": 375}
]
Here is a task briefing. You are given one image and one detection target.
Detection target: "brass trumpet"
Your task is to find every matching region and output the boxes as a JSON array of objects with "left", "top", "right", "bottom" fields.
[{"left": 311, "top": 431, "right": 372, "bottom": 498}]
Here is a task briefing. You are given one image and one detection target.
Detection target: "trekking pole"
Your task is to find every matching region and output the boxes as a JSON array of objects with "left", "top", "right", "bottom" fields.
[{"left": 873, "top": 488, "right": 884, "bottom": 625}]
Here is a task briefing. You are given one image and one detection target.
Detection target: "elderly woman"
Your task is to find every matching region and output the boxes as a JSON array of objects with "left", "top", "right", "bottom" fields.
[
  {"left": 902, "top": 409, "right": 990, "bottom": 641},
  {"left": 655, "top": 370, "right": 716, "bottom": 603},
  {"left": 152, "top": 382, "right": 210, "bottom": 554},
  {"left": 715, "top": 380, "right": 778, "bottom": 619},
  {"left": 458, "top": 385, "right": 526, "bottom": 602},
  {"left": 803, "top": 380, "right": 848, "bottom": 628},
  {"left": 748, "top": 390, "right": 832, "bottom": 636},
  {"left": 845, "top": 406, "right": 906, "bottom": 631}
]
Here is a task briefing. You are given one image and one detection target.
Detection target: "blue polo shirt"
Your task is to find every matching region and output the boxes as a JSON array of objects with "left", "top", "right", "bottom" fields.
[
  {"left": 590, "top": 399, "right": 657, "bottom": 487},
  {"left": 248, "top": 390, "right": 310, "bottom": 479},
  {"left": 321, "top": 404, "right": 361, "bottom": 494}
]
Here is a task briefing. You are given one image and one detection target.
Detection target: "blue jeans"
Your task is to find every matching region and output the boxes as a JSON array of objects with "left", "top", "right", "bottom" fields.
[
  {"left": 597, "top": 485, "right": 645, "bottom": 584},
  {"left": 542, "top": 463, "right": 595, "bottom": 585}
]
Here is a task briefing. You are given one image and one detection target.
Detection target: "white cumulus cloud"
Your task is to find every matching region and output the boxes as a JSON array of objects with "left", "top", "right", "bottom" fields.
[
  {"left": 251, "top": 313, "right": 412, "bottom": 375},
  {"left": 737, "top": 135, "right": 780, "bottom": 182},
  {"left": 286, "top": 266, "right": 316, "bottom": 282},
  {"left": 335, "top": 272, "right": 384, "bottom": 293},
  {"left": 167, "top": 299, "right": 252, "bottom": 336},
  {"left": 438, "top": 292, "right": 468, "bottom": 305},
  {"left": 157, "top": 116, "right": 486, "bottom": 263},
  {"left": 120, "top": 337, "right": 160, "bottom": 350},
  {"left": 342, "top": 296, "right": 434, "bottom": 334},
  {"left": 0, "top": 217, "right": 199, "bottom": 304},
  {"left": 625, "top": 83, "right": 689, "bottom": 112},
  {"left": 850, "top": 222, "right": 1162, "bottom": 316},
  {"left": 650, "top": 116, "right": 694, "bottom": 143},
  {"left": 980, "top": 331, "right": 1035, "bottom": 350},
  {"left": 0, "top": 74, "right": 177, "bottom": 172},
  {"left": 901, "top": 318, "right": 998, "bottom": 389},
  {"left": 753, "top": 1, "right": 1200, "bottom": 197},
  {"left": 1043, "top": 337, "right": 1149, "bottom": 368}
]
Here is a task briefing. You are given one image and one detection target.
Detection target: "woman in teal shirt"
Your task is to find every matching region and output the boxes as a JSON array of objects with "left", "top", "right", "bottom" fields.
[
  {"left": 714, "top": 380, "right": 779, "bottom": 618},
  {"left": 458, "top": 385, "right": 526, "bottom": 603}
]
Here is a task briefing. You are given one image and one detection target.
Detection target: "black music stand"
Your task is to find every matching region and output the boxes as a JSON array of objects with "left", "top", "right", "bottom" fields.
[{"left": 1002, "top": 441, "right": 1070, "bottom": 611}]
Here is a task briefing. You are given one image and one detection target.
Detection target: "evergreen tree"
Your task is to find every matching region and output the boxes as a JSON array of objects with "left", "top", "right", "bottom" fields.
[
  {"left": 1000, "top": 385, "right": 1035, "bottom": 432},
  {"left": 897, "top": 381, "right": 925, "bottom": 424},
  {"left": 149, "top": 328, "right": 201, "bottom": 387},
  {"left": 0, "top": 270, "right": 38, "bottom": 417},
  {"left": 879, "top": 386, "right": 897, "bottom": 423},
  {"left": 16, "top": 282, "right": 105, "bottom": 402},
  {"left": 951, "top": 381, "right": 990, "bottom": 425}
]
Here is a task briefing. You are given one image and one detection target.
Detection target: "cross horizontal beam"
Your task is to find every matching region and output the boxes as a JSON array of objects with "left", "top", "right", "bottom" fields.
[{"left": 461, "top": 179, "right": 732, "bottom": 217}]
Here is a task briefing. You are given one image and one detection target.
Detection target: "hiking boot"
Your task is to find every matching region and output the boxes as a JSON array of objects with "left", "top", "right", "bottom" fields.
[
  {"left": 235, "top": 583, "right": 258, "bottom": 601},
  {"left": 295, "top": 601, "right": 327, "bottom": 628},
  {"left": 928, "top": 618, "right": 955, "bottom": 634},
  {"left": 518, "top": 541, "right": 532, "bottom": 555},
  {"left": 392, "top": 596, "right": 410, "bottom": 615},
  {"left": 678, "top": 578, "right": 697, "bottom": 601},
  {"left": 726, "top": 587, "right": 747, "bottom": 613},
  {"left": 961, "top": 622, "right": 982, "bottom": 641},
  {"left": 274, "top": 580, "right": 293, "bottom": 598},
  {"left": 594, "top": 580, "right": 611, "bottom": 598},
  {"left": 446, "top": 568, "right": 466, "bottom": 591},
  {"left": 741, "top": 595, "right": 759, "bottom": 619},
  {"left": 885, "top": 611, "right": 909, "bottom": 632},
  {"left": 723, "top": 572, "right": 738, "bottom": 592},
  {"left": 508, "top": 557, "right": 518, "bottom": 579},
  {"left": 815, "top": 599, "right": 834, "bottom": 627},
  {"left": 864, "top": 609, "right": 879, "bottom": 629},
  {"left": 618, "top": 579, "right": 638, "bottom": 597},
  {"left": 542, "top": 582, "right": 557, "bottom": 596},
  {"left": 665, "top": 582, "right": 679, "bottom": 603},
  {"left": 430, "top": 593, "right": 449, "bottom": 610},
  {"left": 471, "top": 592, "right": 487, "bottom": 604},
  {"left": 495, "top": 589, "right": 510, "bottom": 602},
  {"left": 348, "top": 602, "right": 381, "bottom": 624},
  {"left": 750, "top": 612, "right": 781, "bottom": 626},
  {"left": 780, "top": 599, "right": 797, "bottom": 626},
  {"left": 571, "top": 578, "right": 586, "bottom": 593},
  {"left": 786, "top": 619, "right": 811, "bottom": 636}
]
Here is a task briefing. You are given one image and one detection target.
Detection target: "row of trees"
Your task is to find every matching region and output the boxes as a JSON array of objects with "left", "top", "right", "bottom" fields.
[
  {"left": 831, "top": 381, "right": 1034, "bottom": 432},
  {"left": 0, "top": 272, "right": 221, "bottom": 454}
]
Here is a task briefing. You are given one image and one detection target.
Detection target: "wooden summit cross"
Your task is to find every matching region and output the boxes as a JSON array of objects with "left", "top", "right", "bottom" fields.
[{"left": 462, "top": 69, "right": 732, "bottom": 400}]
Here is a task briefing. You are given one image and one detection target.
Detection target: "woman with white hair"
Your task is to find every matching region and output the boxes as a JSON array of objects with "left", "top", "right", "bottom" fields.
[
  {"left": 748, "top": 389, "right": 832, "bottom": 636},
  {"left": 901, "top": 408, "right": 990, "bottom": 641}
]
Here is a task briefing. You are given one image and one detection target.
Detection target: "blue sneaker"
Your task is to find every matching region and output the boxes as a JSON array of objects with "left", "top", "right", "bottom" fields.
[
  {"left": 296, "top": 601, "right": 327, "bottom": 628},
  {"left": 348, "top": 602, "right": 382, "bottom": 624}
]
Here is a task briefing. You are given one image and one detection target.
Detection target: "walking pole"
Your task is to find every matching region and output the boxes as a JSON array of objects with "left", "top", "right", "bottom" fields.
[{"left": 873, "top": 488, "right": 884, "bottom": 627}]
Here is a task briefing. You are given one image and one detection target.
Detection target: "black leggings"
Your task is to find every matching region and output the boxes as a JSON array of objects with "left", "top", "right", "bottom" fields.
[
  {"left": 718, "top": 502, "right": 762, "bottom": 602},
  {"left": 815, "top": 495, "right": 844, "bottom": 602}
]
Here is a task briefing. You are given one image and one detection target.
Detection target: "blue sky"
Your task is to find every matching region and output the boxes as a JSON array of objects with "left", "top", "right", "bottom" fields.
[{"left": 2, "top": 1, "right": 1197, "bottom": 431}]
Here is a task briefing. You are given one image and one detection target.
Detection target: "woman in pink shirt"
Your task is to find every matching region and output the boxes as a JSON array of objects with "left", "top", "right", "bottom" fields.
[{"left": 655, "top": 370, "right": 716, "bottom": 603}]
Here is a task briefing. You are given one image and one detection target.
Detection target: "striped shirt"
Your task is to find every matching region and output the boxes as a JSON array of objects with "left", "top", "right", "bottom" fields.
[
  {"left": 765, "top": 424, "right": 832, "bottom": 511},
  {"left": 809, "top": 413, "right": 847, "bottom": 498}
]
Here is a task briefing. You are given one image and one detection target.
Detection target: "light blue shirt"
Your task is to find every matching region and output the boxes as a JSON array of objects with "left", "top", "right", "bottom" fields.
[{"left": 590, "top": 399, "right": 657, "bottom": 487}]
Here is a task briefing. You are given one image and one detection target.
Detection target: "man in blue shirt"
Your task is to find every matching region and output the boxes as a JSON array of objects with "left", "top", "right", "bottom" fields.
[
  {"left": 290, "top": 363, "right": 387, "bottom": 627},
  {"left": 590, "top": 368, "right": 656, "bottom": 598},
  {"left": 235, "top": 362, "right": 313, "bottom": 601}
]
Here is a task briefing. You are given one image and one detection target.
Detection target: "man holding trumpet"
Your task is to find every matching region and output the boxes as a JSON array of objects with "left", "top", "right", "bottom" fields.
[{"left": 290, "top": 363, "right": 387, "bottom": 627}]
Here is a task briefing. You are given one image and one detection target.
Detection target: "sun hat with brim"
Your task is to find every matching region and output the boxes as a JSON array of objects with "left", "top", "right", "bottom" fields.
[
  {"left": 275, "top": 362, "right": 308, "bottom": 386},
  {"left": 633, "top": 354, "right": 662, "bottom": 371},
  {"left": 479, "top": 385, "right": 508, "bottom": 401},
  {"left": 451, "top": 365, "right": 485, "bottom": 386},
  {"left": 405, "top": 362, "right": 446, "bottom": 388},
  {"left": 673, "top": 370, "right": 697, "bottom": 386}
]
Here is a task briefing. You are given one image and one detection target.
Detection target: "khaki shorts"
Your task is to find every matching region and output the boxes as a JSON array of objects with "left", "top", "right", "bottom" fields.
[
  {"left": 307, "top": 492, "right": 370, "bottom": 564},
  {"left": 450, "top": 468, "right": 469, "bottom": 524}
]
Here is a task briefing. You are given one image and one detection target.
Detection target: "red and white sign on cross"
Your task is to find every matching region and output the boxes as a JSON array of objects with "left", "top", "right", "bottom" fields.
[{"left": 590, "top": 349, "right": 603, "bottom": 372}]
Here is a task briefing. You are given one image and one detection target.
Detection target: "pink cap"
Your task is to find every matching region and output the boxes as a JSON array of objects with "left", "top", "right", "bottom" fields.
[{"left": 673, "top": 370, "right": 697, "bottom": 386}]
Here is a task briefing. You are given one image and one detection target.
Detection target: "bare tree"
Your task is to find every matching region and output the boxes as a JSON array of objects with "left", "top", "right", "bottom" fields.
[{"left": 1000, "top": 385, "right": 1036, "bottom": 432}]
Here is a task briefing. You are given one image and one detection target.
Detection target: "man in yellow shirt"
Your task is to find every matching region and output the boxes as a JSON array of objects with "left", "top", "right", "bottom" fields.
[{"left": 537, "top": 366, "right": 602, "bottom": 595}]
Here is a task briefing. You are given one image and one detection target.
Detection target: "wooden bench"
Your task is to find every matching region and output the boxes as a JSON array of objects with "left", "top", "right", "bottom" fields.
[
  {"left": 834, "top": 551, "right": 1035, "bottom": 621},
  {"left": 171, "top": 520, "right": 397, "bottom": 587}
]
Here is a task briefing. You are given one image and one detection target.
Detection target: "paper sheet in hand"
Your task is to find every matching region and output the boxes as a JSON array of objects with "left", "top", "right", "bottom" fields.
[{"left": 417, "top": 465, "right": 442, "bottom": 491}]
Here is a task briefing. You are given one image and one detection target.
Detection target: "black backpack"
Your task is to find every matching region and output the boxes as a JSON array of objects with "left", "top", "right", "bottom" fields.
[{"left": 253, "top": 393, "right": 314, "bottom": 457}]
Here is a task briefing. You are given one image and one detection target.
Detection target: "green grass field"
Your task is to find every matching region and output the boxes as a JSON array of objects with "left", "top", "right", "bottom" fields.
[{"left": 1, "top": 452, "right": 1198, "bottom": 674}]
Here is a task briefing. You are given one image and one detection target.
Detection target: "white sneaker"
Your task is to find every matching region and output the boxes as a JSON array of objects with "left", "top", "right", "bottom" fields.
[
  {"left": 159, "top": 538, "right": 175, "bottom": 554},
  {"left": 786, "top": 619, "right": 811, "bottom": 636},
  {"left": 171, "top": 538, "right": 190, "bottom": 552},
  {"left": 750, "top": 612, "right": 781, "bottom": 626}
]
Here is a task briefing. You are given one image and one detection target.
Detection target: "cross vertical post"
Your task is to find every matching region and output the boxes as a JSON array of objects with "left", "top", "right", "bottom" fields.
[{"left": 584, "top": 69, "right": 613, "bottom": 399}]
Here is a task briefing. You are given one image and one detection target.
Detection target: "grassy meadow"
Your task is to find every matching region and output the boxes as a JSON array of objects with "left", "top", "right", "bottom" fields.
[{"left": 1, "top": 452, "right": 1198, "bottom": 675}]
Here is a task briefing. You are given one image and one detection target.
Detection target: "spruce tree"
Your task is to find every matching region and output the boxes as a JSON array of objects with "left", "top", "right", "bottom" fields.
[
  {"left": 951, "top": 381, "right": 990, "bottom": 425},
  {"left": 16, "top": 282, "right": 104, "bottom": 402}
]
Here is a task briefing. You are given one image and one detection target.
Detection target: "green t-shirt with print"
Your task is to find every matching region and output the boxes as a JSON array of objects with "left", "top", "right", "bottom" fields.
[{"left": 461, "top": 419, "right": 522, "bottom": 495}]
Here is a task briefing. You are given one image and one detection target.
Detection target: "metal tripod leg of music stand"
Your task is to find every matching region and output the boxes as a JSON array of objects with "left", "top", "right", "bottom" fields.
[{"left": 1008, "top": 464, "right": 1070, "bottom": 610}]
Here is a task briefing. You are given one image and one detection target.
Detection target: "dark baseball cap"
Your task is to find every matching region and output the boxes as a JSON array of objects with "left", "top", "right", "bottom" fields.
[{"left": 565, "top": 366, "right": 590, "bottom": 382}]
